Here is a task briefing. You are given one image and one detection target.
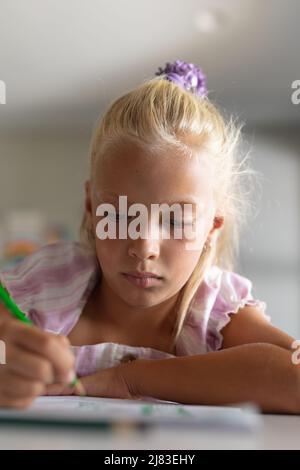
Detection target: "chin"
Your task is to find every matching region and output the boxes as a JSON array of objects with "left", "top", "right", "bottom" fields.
[{"left": 118, "top": 290, "right": 163, "bottom": 308}]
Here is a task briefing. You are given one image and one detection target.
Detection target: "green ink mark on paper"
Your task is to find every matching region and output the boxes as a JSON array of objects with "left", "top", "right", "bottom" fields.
[
  {"left": 141, "top": 404, "right": 153, "bottom": 415},
  {"left": 177, "top": 406, "right": 190, "bottom": 416}
]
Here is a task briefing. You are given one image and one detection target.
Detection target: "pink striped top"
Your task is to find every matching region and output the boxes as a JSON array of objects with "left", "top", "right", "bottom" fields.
[{"left": 0, "top": 241, "right": 271, "bottom": 378}]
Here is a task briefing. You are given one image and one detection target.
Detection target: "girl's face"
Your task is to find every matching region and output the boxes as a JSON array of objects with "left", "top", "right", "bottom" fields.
[{"left": 85, "top": 140, "right": 222, "bottom": 309}]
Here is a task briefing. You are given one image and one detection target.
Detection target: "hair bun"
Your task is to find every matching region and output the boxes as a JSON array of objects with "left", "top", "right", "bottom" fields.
[{"left": 155, "top": 59, "right": 207, "bottom": 98}]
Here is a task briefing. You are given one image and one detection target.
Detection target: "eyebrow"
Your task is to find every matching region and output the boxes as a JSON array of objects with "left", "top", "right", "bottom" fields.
[{"left": 97, "top": 191, "right": 200, "bottom": 206}]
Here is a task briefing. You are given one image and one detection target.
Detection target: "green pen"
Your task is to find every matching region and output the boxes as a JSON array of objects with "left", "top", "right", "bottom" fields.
[{"left": 0, "top": 283, "right": 86, "bottom": 396}]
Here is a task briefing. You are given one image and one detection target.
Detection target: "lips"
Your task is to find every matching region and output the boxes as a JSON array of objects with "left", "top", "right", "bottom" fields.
[
  {"left": 124, "top": 271, "right": 162, "bottom": 279},
  {"left": 122, "top": 273, "right": 163, "bottom": 288}
]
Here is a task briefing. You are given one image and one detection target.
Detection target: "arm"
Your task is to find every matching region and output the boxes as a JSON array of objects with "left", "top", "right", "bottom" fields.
[
  {"left": 123, "top": 342, "right": 300, "bottom": 414},
  {"left": 219, "top": 305, "right": 296, "bottom": 351}
]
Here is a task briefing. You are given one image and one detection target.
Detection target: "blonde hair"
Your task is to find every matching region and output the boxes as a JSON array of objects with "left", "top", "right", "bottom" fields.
[{"left": 79, "top": 75, "right": 261, "bottom": 349}]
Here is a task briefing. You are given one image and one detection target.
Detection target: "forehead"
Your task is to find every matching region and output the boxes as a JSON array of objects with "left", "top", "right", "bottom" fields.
[{"left": 94, "top": 140, "right": 214, "bottom": 204}]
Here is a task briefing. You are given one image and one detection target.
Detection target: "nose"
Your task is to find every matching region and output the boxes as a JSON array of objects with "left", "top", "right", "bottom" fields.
[
  {"left": 127, "top": 223, "right": 161, "bottom": 260},
  {"left": 128, "top": 236, "right": 160, "bottom": 260}
]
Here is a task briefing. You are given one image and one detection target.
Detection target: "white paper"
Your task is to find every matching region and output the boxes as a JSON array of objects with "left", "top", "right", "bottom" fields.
[{"left": 0, "top": 395, "right": 262, "bottom": 432}]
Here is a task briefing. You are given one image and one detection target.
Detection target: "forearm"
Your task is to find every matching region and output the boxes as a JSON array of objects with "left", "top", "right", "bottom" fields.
[{"left": 124, "top": 343, "right": 300, "bottom": 414}]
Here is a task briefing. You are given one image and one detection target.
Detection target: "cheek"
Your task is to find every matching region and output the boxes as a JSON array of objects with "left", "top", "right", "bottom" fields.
[
  {"left": 159, "top": 242, "right": 202, "bottom": 294},
  {"left": 95, "top": 239, "right": 122, "bottom": 271},
  {"left": 162, "top": 239, "right": 202, "bottom": 276}
]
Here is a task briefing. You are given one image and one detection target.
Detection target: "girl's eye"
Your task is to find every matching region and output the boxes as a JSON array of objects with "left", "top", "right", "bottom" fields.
[
  {"left": 106, "top": 213, "right": 132, "bottom": 221},
  {"left": 170, "top": 220, "right": 181, "bottom": 227},
  {"left": 107, "top": 213, "right": 121, "bottom": 220},
  {"left": 104, "top": 213, "right": 195, "bottom": 227},
  {"left": 170, "top": 220, "right": 194, "bottom": 227}
]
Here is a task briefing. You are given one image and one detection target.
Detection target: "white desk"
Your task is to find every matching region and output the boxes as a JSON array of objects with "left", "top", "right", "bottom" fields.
[{"left": 0, "top": 414, "right": 299, "bottom": 450}]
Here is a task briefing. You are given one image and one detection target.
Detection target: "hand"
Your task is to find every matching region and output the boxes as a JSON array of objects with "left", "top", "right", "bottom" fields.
[
  {"left": 44, "top": 361, "right": 141, "bottom": 400},
  {"left": 0, "top": 304, "right": 76, "bottom": 409}
]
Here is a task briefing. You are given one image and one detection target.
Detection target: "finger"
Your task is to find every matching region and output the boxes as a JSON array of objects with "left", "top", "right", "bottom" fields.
[
  {"left": 0, "top": 303, "right": 17, "bottom": 323},
  {"left": 0, "top": 370, "right": 45, "bottom": 399},
  {"left": 44, "top": 382, "right": 75, "bottom": 396},
  {"left": 9, "top": 325, "right": 75, "bottom": 383},
  {"left": 6, "top": 345, "right": 54, "bottom": 384}
]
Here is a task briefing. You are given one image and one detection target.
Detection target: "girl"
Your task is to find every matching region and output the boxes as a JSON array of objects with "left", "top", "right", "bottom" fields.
[{"left": 0, "top": 60, "right": 299, "bottom": 413}]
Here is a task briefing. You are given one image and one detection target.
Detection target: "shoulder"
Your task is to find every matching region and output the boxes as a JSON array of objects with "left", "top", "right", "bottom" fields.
[
  {"left": 0, "top": 241, "right": 97, "bottom": 288},
  {"left": 205, "top": 265, "right": 257, "bottom": 311},
  {"left": 0, "top": 241, "right": 100, "bottom": 326},
  {"left": 187, "top": 265, "right": 258, "bottom": 318},
  {"left": 179, "top": 265, "right": 270, "bottom": 354}
]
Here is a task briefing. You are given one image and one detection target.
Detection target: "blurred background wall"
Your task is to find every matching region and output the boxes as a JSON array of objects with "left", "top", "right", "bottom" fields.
[{"left": 0, "top": 0, "right": 299, "bottom": 337}]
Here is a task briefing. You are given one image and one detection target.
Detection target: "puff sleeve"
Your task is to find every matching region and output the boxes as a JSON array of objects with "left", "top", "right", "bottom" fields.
[
  {"left": 0, "top": 241, "right": 100, "bottom": 332},
  {"left": 206, "top": 268, "right": 271, "bottom": 352}
]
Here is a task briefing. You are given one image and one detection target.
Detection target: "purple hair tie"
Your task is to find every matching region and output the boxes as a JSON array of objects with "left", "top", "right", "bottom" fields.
[{"left": 155, "top": 59, "right": 207, "bottom": 98}]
